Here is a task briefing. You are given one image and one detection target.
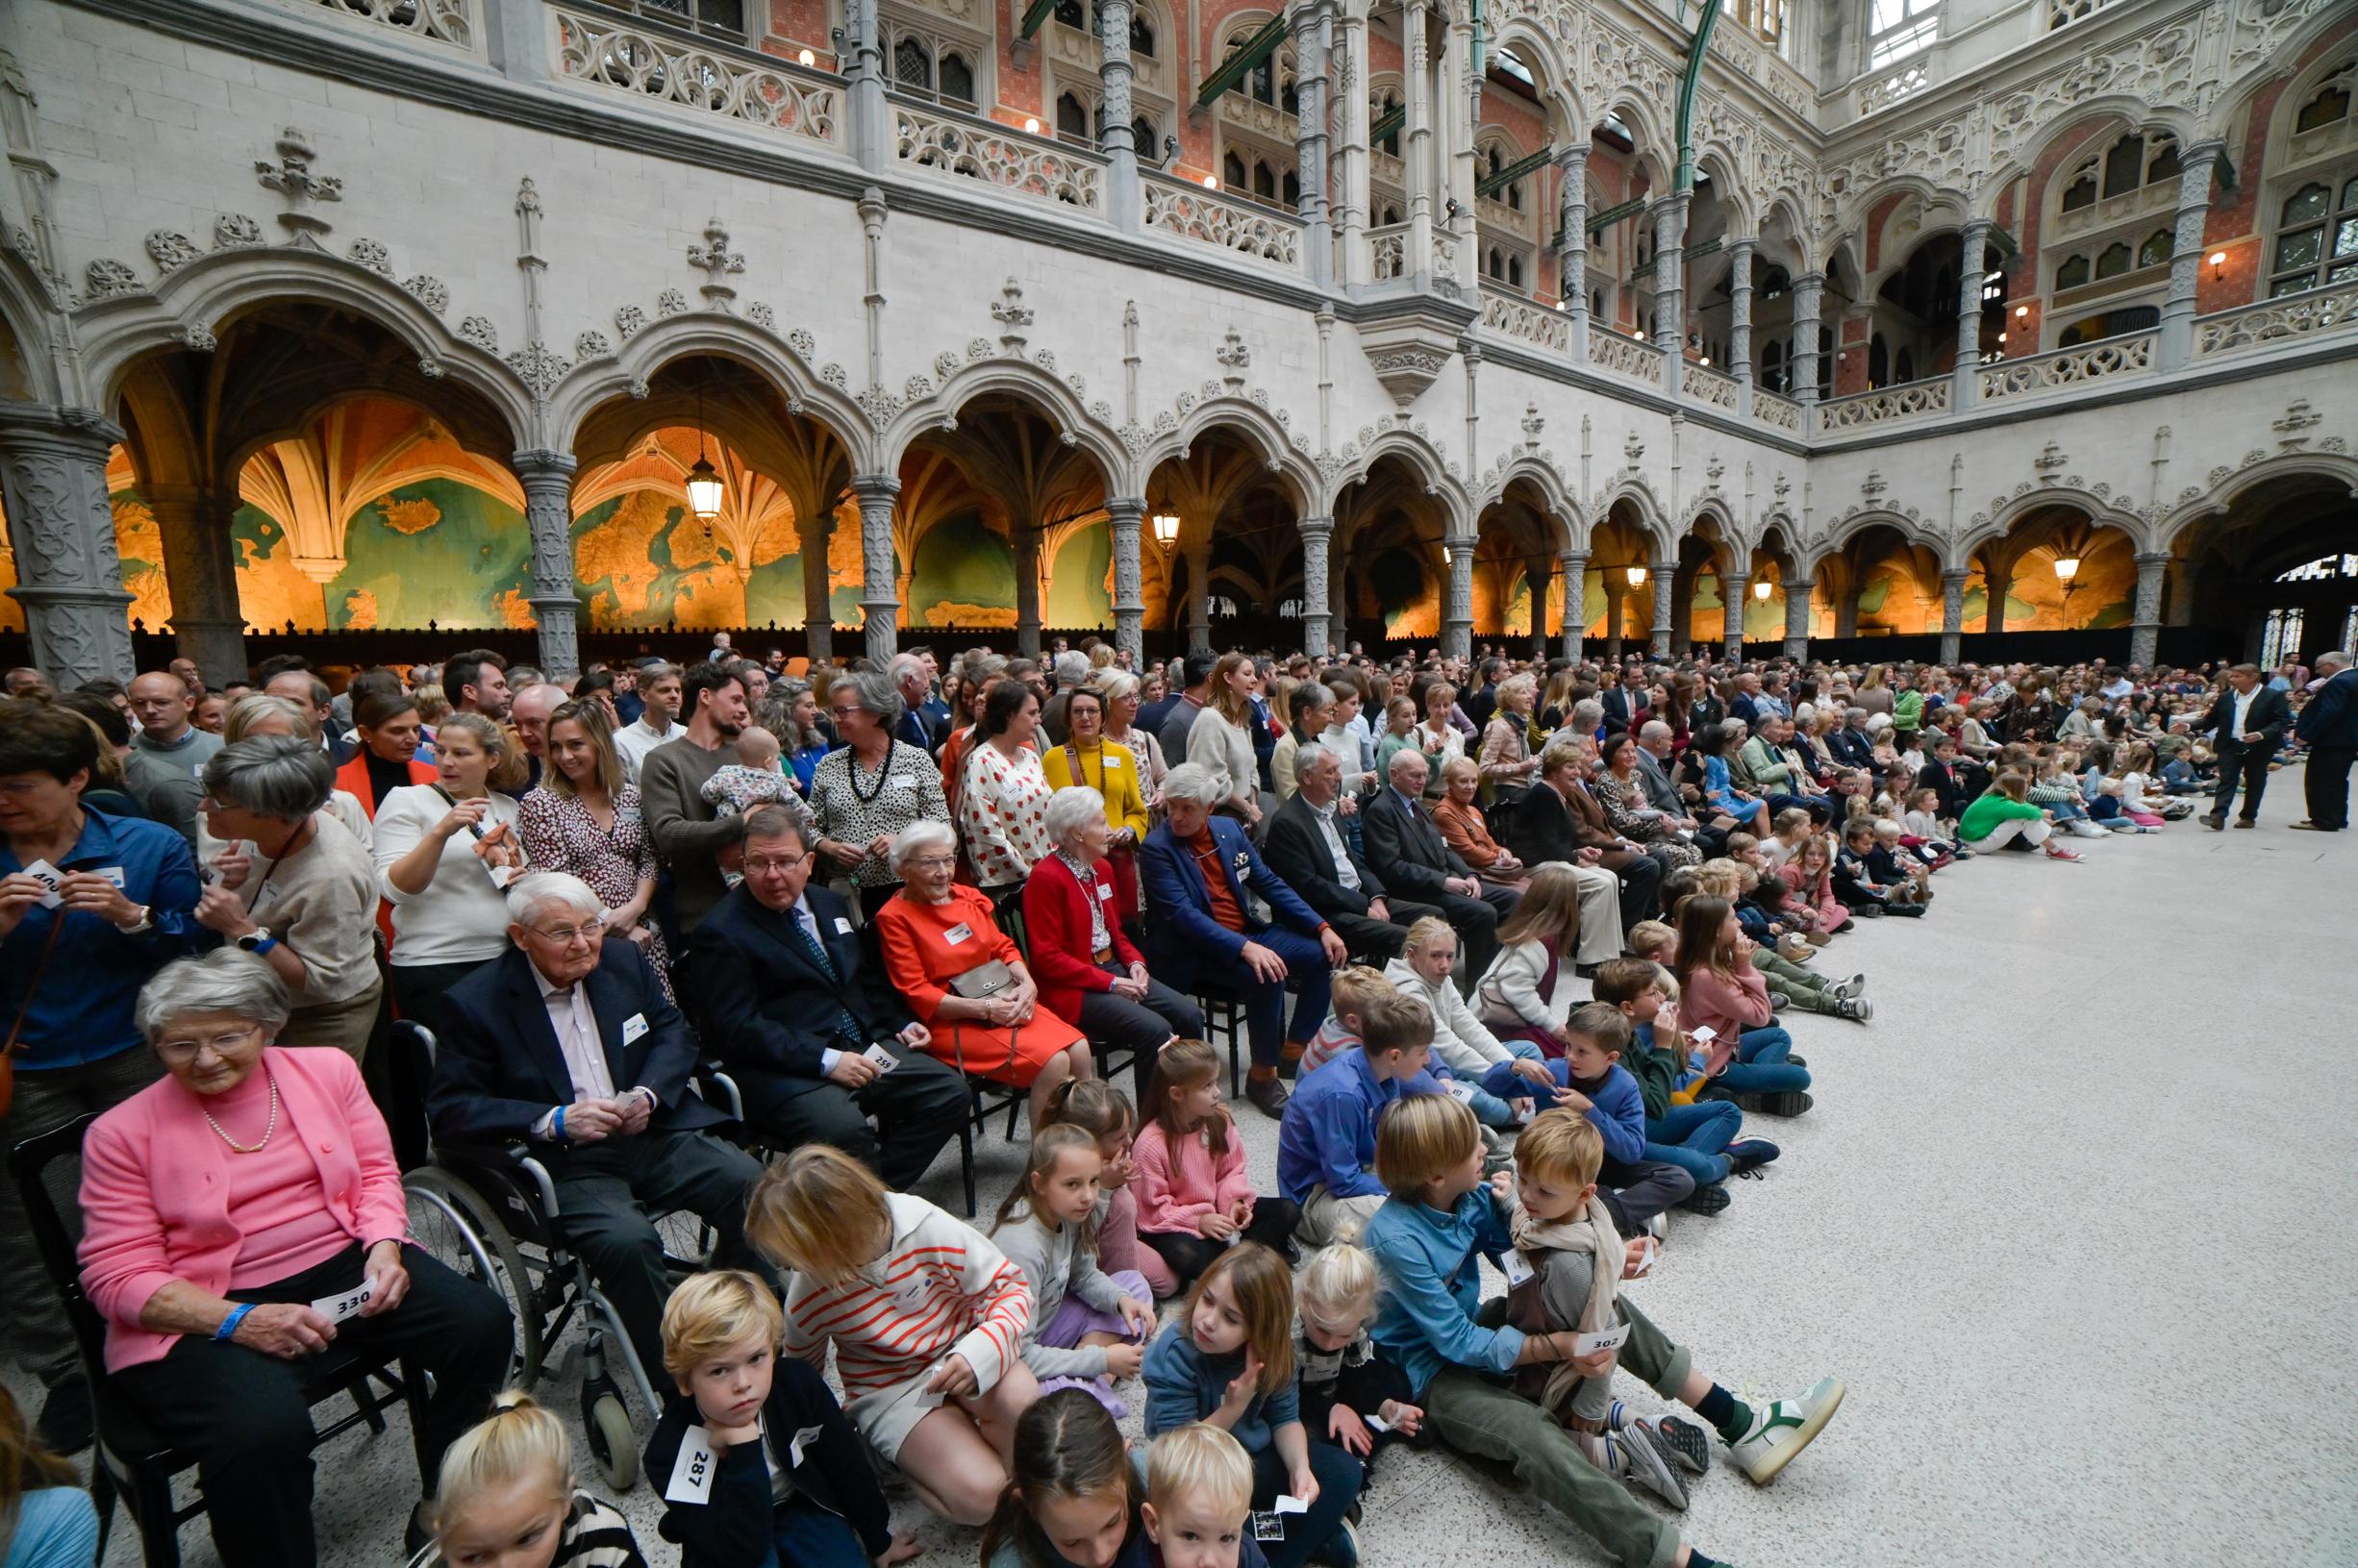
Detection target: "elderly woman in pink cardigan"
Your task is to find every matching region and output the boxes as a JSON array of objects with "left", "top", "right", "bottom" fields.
[{"left": 77, "top": 951, "right": 511, "bottom": 1567}]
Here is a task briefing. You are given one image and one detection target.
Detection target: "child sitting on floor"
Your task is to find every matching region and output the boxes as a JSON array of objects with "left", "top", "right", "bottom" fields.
[
  {"left": 1293, "top": 1244, "right": 1421, "bottom": 1476},
  {"left": 1693, "top": 863, "right": 1869, "bottom": 1023},
  {"left": 1671, "top": 896, "right": 1815, "bottom": 1119},
  {"left": 1471, "top": 864, "right": 1594, "bottom": 1059},
  {"left": 1758, "top": 807, "right": 1813, "bottom": 873},
  {"left": 992, "top": 1124, "right": 1160, "bottom": 1416},
  {"left": 1143, "top": 1421, "right": 1268, "bottom": 1568},
  {"left": 1134, "top": 1039, "right": 1303, "bottom": 1289},
  {"left": 1833, "top": 819, "right": 1924, "bottom": 917},
  {"left": 1297, "top": 965, "right": 1395, "bottom": 1078},
  {"left": 1383, "top": 918, "right": 1568, "bottom": 1131},
  {"left": 1558, "top": 1002, "right": 1694, "bottom": 1237},
  {"left": 1278, "top": 993, "right": 1442, "bottom": 1248},
  {"left": 1047, "top": 1078, "right": 1177, "bottom": 1300},
  {"left": 412, "top": 1393, "right": 649, "bottom": 1568},
  {"left": 1590, "top": 958, "right": 1778, "bottom": 1218}
]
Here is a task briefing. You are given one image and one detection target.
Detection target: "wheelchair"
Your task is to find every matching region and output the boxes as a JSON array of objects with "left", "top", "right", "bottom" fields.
[{"left": 393, "top": 1019, "right": 750, "bottom": 1489}]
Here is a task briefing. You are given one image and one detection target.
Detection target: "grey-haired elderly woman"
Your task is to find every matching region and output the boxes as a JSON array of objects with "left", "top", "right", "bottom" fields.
[
  {"left": 191, "top": 734, "right": 384, "bottom": 1058},
  {"left": 806, "top": 668, "right": 951, "bottom": 920},
  {"left": 1021, "top": 786, "right": 1202, "bottom": 1098},
  {"left": 78, "top": 951, "right": 512, "bottom": 1565}
]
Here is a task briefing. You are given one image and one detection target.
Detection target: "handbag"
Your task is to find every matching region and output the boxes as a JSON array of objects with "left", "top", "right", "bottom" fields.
[
  {"left": 947, "top": 958, "right": 1017, "bottom": 1000},
  {"left": 1, "top": 916, "right": 67, "bottom": 1119}
]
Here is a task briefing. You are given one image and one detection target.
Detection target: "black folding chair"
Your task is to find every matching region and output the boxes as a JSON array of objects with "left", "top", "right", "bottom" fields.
[{"left": 9, "top": 1113, "right": 428, "bottom": 1567}]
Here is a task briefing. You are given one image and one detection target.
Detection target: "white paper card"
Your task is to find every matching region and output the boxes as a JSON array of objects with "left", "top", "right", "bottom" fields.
[
  {"left": 862, "top": 1043, "right": 900, "bottom": 1073},
  {"left": 21, "top": 859, "right": 62, "bottom": 908},
  {"left": 1363, "top": 1413, "right": 1390, "bottom": 1433},
  {"left": 1574, "top": 1321, "right": 1632, "bottom": 1356},
  {"left": 1689, "top": 1025, "right": 1718, "bottom": 1044},
  {"left": 1633, "top": 1238, "right": 1658, "bottom": 1278},
  {"left": 310, "top": 1282, "right": 372, "bottom": 1324},
  {"left": 789, "top": 1424, "right": 824, "bottom": 1467},
  {"left": 621, "top": 1011, "right": 649, "bottom": 1045},
  {"left": 1500, "top": 1248, "right": 1536, "bottom": 1288},
  {"left": 1444, "top": 1079, "right": 1475, "bottom": 1104},
  {"left": 665, "top": 1427, "right": 718, "bottom": 1504},
  {"left": 835, "top": 916, "right": 854, "bottom": 934},
  {"left": 1274, "top": 1495, "right": 1310, "bottom": 1515}
]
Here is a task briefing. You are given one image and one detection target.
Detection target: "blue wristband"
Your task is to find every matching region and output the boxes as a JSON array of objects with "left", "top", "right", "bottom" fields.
[
  {"left": 216, "top": 1303, "right": 255, "bottom": 1342},
  {"left": 554, "top": 1105, "right": 565, "bottom": 1142}
]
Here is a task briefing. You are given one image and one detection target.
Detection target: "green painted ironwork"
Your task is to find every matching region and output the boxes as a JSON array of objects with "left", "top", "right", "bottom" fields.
[
  {"left": 1673, "top": 0, "right": 1725, "bottom": 191},
  {"left": 1195, "top": 13, "right": 1290, "bottom": 108},
  {"left": 1476, "top": 144, "right": 1552, "bottom": 198},
  {"left": 1019, "top": 0, "right": 1057, "bottom": 40}
]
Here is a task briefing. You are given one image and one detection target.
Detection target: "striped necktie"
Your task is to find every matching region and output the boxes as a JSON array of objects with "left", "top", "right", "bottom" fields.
[{"left": 785, "top": 907, "right": 866, "bottom": 1052}]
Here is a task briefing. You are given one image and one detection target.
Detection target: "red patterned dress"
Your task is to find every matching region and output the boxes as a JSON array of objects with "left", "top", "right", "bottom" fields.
[{"left": 516, "top": 783, "right": 673, "bottom": 997}]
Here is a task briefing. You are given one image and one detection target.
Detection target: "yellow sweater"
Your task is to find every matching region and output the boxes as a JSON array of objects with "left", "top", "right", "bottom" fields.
[{"left": 1042, "top": 738, "right": 1150, "bottom": 842}]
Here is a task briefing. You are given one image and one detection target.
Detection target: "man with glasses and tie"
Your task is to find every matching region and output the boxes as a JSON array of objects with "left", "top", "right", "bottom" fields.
[
  {"left": 688, "top": 806, "right": 969, "bottom": 1187},
  {"left": 427, "top": 870, "right": 771, "bottom": 1385}
]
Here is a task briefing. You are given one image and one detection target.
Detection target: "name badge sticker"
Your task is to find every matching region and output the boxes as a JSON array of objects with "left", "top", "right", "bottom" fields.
[
  {"left": 1101, "top": 754, "right": 1122, "bottom": 767},
  {"left": 665, "top": 1427, "right": 718, "bottom": 1504},
  {"left": 1096, "top": 883, "right": 1114, "bottom": 900},
  {"left": 835, "top": 916, "right": 855, "bottom": 934},
  {"left": 944, "top": 923, "right": 973, "bottom": 945},
  {"left": 890, "top": 776, "right": 918, "bottom": 792},
  {"left": 94, "top": 865, "right": 126, "bottom": 888},
  {"left": 621, "top": 1011, "right": 649, "bottom": 1045},
  {"left": 1501, "top": 1249, "right": 1536, "bottom": 1288},
  {"left": 789, "top": 1424, "right": 825, "bottom": 1466}
]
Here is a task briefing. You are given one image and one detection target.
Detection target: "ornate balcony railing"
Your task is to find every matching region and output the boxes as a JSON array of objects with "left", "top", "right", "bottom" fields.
[
  {"left": 1978, "top": 332, "right": 2153, "bottom": 402},
  {"left": 1686, "top": 361, "right": 1739, "bottom": 410},
  {"left": 308, "top": 0, "right": 475, "bottom": 47},
  {"left": 2192, "top": 280, "right": 2358, "bottom": 361},
  {"left": 1369, "top": 224, "right": 1407, "bottom": 282},
  {"left": 1754, "top": 389, "right": 1801, "bottom": 431},
  {"left": 554, "top": 8, "right": 840, "bottom": 144},
  {"left": 1818, "top": 377, "right": 1949, "bottom": 429},
  {"left": 1481, "top": 286, "right": 1569, "bottom": 353},
  {"left": 893, "top": 99, "right": 1104, "bottom": 211},
  {"left": 1589, "top": 327, "right": 1656, "bottom": 385},
  {"left": 1142, "top": 178, "right": 1301, "bottom": 270}
]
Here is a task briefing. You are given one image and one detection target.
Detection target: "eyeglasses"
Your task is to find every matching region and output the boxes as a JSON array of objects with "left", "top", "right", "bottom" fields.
[
  {"left": 829, "top": 706, "right": 862, "bottom": 721},
  {"left": 905, "top": 855, "right": 958, "bottom": 872},
  {"left": 743, "top": 852, "right": 815, "bottom": 875},
  {"left": 526, "top": 920, "right": 604, "bottom": 945},
  {"left": 156, "top": 1024, "right": 262, "bottom": 1061}
]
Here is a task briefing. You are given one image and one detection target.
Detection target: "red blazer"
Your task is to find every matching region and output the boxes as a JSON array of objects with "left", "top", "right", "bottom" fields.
[
  {"left": 335, "top": 751, "right": 435, "bottom": 817},
  {"left": 1021, "top": 852, "right": 1142, "bottom": 1027}
]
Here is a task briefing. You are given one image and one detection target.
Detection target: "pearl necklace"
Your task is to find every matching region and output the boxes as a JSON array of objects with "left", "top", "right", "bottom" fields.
[{"left": 203, "top": 1067, "right": 280, "bottom": 1155}]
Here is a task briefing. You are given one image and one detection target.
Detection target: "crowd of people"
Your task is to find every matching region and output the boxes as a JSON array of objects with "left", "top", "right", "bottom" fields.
[{"left": 1, "top": 633, "right": 2351, "bottom": 1568}]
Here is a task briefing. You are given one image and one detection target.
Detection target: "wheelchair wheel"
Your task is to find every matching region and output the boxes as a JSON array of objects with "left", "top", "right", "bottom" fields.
[
  {"left": 404, "top": 1167, "right": 545, "bottom": 1386},
  {"left": 583, "top": 1386, "right": 638, "bottom": 1490}
]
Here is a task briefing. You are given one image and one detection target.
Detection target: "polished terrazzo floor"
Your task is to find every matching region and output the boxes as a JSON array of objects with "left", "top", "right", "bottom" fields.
[{"left": 18, "top": 791, "right": 2357, "bottom": 1566}]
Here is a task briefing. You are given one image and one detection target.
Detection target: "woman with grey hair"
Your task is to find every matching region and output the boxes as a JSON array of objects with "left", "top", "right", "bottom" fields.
[
  {"left": 78, "top": 950, "right": 512, "bottom": 1564},
  {"left": 1021, "top": 786, "right": 1201, "bottom": 1097},
  {"left": 807, "top": 667, "right": 948, "bottom": 919},
  {"left": 875, "top": 818, "right": 1091, "bottom": 1128},
  {"left": 191, "top": 735, "right": 383, "bottom": 1058}
]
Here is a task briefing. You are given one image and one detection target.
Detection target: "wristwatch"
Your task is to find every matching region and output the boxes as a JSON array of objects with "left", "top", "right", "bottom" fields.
[
  {"left": 113, "top": 903, "right": 153, "bottom": 934},
  {"left": 236, "top": 926, "right": 279, "bottom": 956}
]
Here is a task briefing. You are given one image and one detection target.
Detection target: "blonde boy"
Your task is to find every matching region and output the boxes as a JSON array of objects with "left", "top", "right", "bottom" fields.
[
  {"left": 1297, "top": 964, "right": 1397, "bottom": 1077},
  {"left": 1143, "top": 1423, "right": 1258, "bottom": 1568}
]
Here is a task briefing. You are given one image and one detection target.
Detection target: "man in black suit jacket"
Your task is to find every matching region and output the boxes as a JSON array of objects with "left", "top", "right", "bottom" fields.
[
  {"left": 2294, "top": 651, "right": 2357, "bottom": 832},
  {"left": 686, "top": 807, "right": 968, "bottom": 1187},
  {"left": 427, "top": 872, "right": 770, "bottom": 1384},
  {"left": 1360, "top": 748, "right": 1518, "bottom": 987},
  {"left": 2197, "top": 662, "right": 2293, "bottom": 828},
  {"left": 1261, "top": 743, "right": 1440, "bottom": 961}
]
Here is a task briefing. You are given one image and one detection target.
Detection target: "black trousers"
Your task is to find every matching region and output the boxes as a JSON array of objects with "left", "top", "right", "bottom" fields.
[
  {"left": 1075, "top": 967, "right": 1203, "bottom": 1099},
  {"left": 741, "top": 1039, "right": 970, "bottom": 1190},
  {"left": 388, "top": 958, "right": 493, "bottom": 1170},
  {"left": 2210, "top": 742, "right": 2274, "bottom": 822},
  {"left": 1297, "top": 1344, "right": 1418, "bottom": 1477},
  {"left": 1140, "top": 1196, "right": 1301, "bottom": 1288},
  {"left": 112, "top": 1242, "right": 512, "bottom": 1568},
  {"left": 543, "top": 1130, "right": 769, "bottom": 1384},
  {"left": 2303, "top": 745, "right": 2354, "bottom": 830}
]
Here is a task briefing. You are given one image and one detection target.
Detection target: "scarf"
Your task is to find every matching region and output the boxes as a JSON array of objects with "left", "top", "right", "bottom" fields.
[{"left": 1509, "top": 1195, "right": 1623, "bottom": 1418}]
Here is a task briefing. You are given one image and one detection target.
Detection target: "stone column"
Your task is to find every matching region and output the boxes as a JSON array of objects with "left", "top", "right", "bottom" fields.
[
  {"left": 1099, "top": 0, "right": 1141, "bottom": 235},
  {"left": 1557, "top": 144, "right": 1590, "bottom": 361},
  {"left": 2159, "top": 139, "right": 2226, "bottom": 371},
  {"left": 797, "top": 509, "right": 836, "bottom": 664},
  {"left": 144, "top": 484, "right": 250, "bottom": 684},
  {"left": 1940, "top": 566, "right": 1970, "bottom": 665},
  {"left": 1782, "top": 577, "right": 1811, "bottom": 662},
  {"left": 1292, "top": 0, "right": 1333, "bottom": 287},
  {"left": 1013, "top": 516, "right": 1042, "bottom": 659},
  {"left": 1558, "top": 552, "right": 1587, "bottom": 662},
  {"left": 852, "top": 474, "right": 901, "bottom": 666},
  {"left": 2130, "top": 551, "right": 2170, "bottom": 668},
  {"left": 1184, "top": 539, "right": 1212, "bottom": 654},
  {"left": 1953, "top": 218, "right": 1991, "bottom": 410},
  {"left": 1651, "top": 192, "right": 1690, "bottom": 397},
  {"left": 1605, "top": 579, "right": 1625, "bottom": 661},
  {"left": 1403, "top": 1, "right": 1433, "bottom": 285},
  {"left": 1833, "top": 583, "right": 1861, "bottom": 639},
  {"left": 846, "top": 0, "right": 887, "bottom": 175},
  {"left": 1441, "top": 9, "right": 1476, "bottom": 288},
  {"left": 1525, "top": 555, "right": 1551, "bottom": 660},
  {"left": 0, "top": 409, "right": 135, "bottom": 685},
  {"left": 1298, "top": 515, "right": 1334, "bottom": 658},
  {"left": 1648, "top": 558, "right": 1674, "bottom": 658},
  {"left": 1985, "top": 560, "right": 2010, "bottom": 635},
  {"left": 511, "top": 450, "right": 582, "bottom": 684},
  {"left": 1106, "top": 497, "right": 1146, "bottom": 668},
  {"left": 1722, "top": 572, "right": 1748, "bottom": 657},
  {"left": 1335, "top": 8, "right": 1370, "bottom": 286},
  {"left": 1791, "top": 272, "right": 1823, "bottom": 407},
  {"left": 1442, "top": 537, "right": 1473, "bottom": 660},
  {"left": 1727, "top": 236, "right": 1755, "bottom": 415}
]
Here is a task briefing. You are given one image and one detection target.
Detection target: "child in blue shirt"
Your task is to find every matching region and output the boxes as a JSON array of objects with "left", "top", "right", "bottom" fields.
[
  {"left": 1558, "top": 1002, "right": 1696, "bottom": 1237},
  {"left": 1276, "top": 992, "right": 1442, "bottom": 1247}
]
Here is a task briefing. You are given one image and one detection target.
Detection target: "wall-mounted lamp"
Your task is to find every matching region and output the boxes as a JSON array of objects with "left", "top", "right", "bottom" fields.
[
  {"left": 2015, "top": 304, "right": 2029, "bottom": 318},
  {"left": 797, "top": 46, "right": 815, "bottom": 65},
  {"left": 1202, "top": 174, "right": 1219, "bottom": 189},
  {"left": 1441, "top": 543, "right": 1455, "bottom": 567},
  {"left": 2208, "top": 250, "right": 2226, "bottom": 282},
  {"left": 1023, "top": 116, "right": 1041, "bottom": 135}
]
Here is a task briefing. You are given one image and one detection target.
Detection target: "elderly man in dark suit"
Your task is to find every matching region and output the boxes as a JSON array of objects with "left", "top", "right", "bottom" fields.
[
  {"left": 1140, "top": 762, "right": 1347, "bottom": 1117},
  {"left": 2198, "top": 662, "right": 2294, "bottom": 829},
  {"left": 427, "top": 870, "right": 770, "bottom": 1385},
  {"left": 1359, "top": 748, "right": 1518, "bottom": 985},
  {"left": 1262, "top": 742, "right": 1440, "bottom": 962},
  {"left": 1633, "top": 718, "right": 1727, "bottom": 858},
  {"left": 687, "top": 807, "right": 968, "bottom": 1185},
  {"left": 2294, "top": 650, "right": 2357, "bottom": 832}
]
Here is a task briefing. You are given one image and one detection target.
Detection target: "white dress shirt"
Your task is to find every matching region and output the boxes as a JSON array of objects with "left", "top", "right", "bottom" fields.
[
  {"left": 1310, "top": 800, "right": 1362, "bottom": 891},
  {"left": 530, "top": 958, "right": 653, "bottom": 1138},
  {"left": 2230, "top": 685, "right": 2257, "bottom": 739}
]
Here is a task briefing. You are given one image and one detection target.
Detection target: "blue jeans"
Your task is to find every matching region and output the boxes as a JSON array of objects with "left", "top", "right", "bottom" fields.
[
  {"left": 1462, "top": 1041, "right": 1570, "bottom": 1128},
  {"left": 1715, "top": 1025, "right": 1811, "bottom": 1095},
  {"left": 1644, "top": 1099, "right": 1743, "bottom": 1186},
  {"left": 755, "top": 1497, "right": 869, "bottom": 1568}
]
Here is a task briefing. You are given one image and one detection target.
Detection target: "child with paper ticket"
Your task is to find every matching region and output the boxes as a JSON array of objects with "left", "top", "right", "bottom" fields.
[{"left": 643, "top": 1268, "right": 916, "bottom": 1568}]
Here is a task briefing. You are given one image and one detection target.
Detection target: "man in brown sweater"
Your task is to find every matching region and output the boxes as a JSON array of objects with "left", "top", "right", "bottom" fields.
[{"left": 640, "top": 660, "right": 763, "bottom": 940}]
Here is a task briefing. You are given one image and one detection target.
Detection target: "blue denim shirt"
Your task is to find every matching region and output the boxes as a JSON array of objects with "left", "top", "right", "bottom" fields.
[
  {"left": 1142, "top": 1320, "right": 1301, "bottom": 1455},
  {"left": 0, "top": 808, "right": 203, "bottom": 1069},
  {"left": 1365, "top": 1185, "right": 1524, "bottom": 1400}
]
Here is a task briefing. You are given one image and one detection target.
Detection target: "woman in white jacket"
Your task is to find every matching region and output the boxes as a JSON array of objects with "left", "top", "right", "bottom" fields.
[
  {"left": 1186, "top": 652, "right": 1264, "bottom": 825},
  {"left": 1384, "top": 918, "right": 1569, "bottom": 1129}
]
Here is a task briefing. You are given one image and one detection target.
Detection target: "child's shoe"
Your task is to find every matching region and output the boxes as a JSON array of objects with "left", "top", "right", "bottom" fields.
[
  {"left": 1645, "top": 1412, "right": 1713, "bottom": 1476},
  {"left": 1835, "top": 996, "right": 1873, "bottom": 1023},
  {"left": 1724, "top": 1377, "right": 1845, "bottom": 1484},
  {"left": 1737, "top": 1089, "right": 1813, "bottom": 1117},
  {"left": 1677, "top": 1182, "right": 1732, "bottom": 1215},
  {"left": 1830, "top": 972, "right": 1867, "bottom": 999},
  {"left": 1724, "top": 1137, "right": 1779, "bottom": 1174},
  {"left": 2044, "top": 843, "right": 2085, "bottom": 861},
  {"left": 1578, "top": 1424, "right": 1689, "bottom": 1508},
  {"left": 1803, "top": 929, "right": 1832, "bottom": 946},
  {"left": 1768, "top": 991, "right": 1789, "bottom": 1012}
]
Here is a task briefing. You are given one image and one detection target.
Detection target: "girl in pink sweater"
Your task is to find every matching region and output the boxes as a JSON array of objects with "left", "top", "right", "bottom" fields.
[
  {"left": 1670, "top": 895, "right": 1814, "bottom": 1117},
  {"left": 1131, "top": 1039, "right": 1302, "bottom": 1291},
  {"left": 1776, "top": 835, "right": 1851, "bottom": 936}
]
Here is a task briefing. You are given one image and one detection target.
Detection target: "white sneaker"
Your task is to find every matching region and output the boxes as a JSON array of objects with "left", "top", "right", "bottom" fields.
[
  {"left": 1830, "top": 973, "right": 1867, "bottom": 1000},
  {"left": 1725, "top": 1377, "right": 1845, "bottom": 1484},
  {"left": 1583, "top": 1424, "right": 1689, "bottom": 1508}
]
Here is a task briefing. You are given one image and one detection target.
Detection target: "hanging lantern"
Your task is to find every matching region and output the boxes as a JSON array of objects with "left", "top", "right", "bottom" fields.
[{"left": 685, "top": 455, "right": 724, "bottom": 523}]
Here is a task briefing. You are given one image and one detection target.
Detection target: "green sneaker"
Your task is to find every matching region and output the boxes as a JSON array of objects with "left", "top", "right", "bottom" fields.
[{"left": 1725, "top": 1376, "right": 1844, "bottom": 1484}]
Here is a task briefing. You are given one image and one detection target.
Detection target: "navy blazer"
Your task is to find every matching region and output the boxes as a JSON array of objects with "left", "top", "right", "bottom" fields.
[
  {"left": 688, "top": 882, "right": 912, "bottom": 1099},
  {"left": 1360, "top": 786, "right": 1473, "bottom": 901},
  {"left": 1139, "top": 814, "right": 1325, "bottom": 970},
  {"left": 1825, "top": 727, "right": 1875, "bottom": 770},
  {"left": 428, "top": 938, "right": 720, "bottom": 1145},
  {"left": 2295, "top": 667, "right": 2358, "bottom": 748}
]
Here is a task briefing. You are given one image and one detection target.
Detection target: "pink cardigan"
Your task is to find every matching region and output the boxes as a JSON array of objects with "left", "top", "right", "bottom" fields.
[
  {"left": 78, "top": 1046, "right": 409, "bottom": 1371},
  {"left": 1132, "top": 1116, "right": 1257, "bottom": 1235},
  {"left": 1679, "top": 961, "right": 1774, "bottom": 1071}
]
